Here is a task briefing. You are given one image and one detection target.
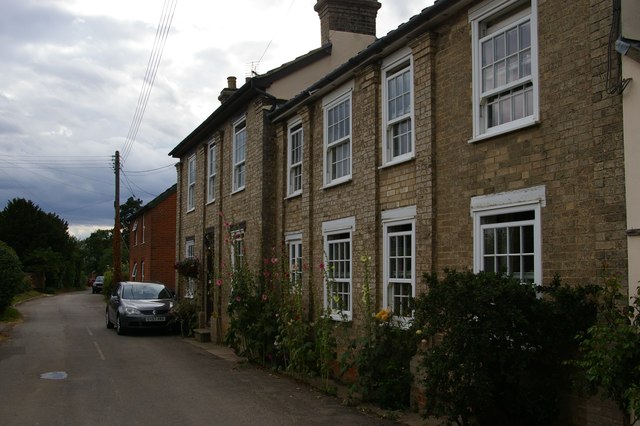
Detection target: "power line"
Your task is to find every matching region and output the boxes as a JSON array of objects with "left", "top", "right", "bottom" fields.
[{"left": 121, "top": 0, "right": 178, "bottom": 165}]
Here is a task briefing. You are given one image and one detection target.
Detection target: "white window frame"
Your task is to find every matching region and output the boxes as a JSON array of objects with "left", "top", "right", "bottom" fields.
[
  {"left": 187, "top": 154, "right": 196, "bottom": 212},
  {"left": 382, "top": 206, "right": 416, "bottom": 322},
  {"left": 323, "top": 84, "right": 353, "bottom": 187},
  {"left": 131, "top": 262, "right": 138, "bottom": 281},
  {"left": 185, "top": 239, "right": 196, "bottom": 298},
  {"left": 232, "top": 117, "right": 247, "bottom": 193},
  {"left": 471, "top": 186, "right": 545, "bottom": 286},
  {"left": 230, "top": 228, "right": 245, "bottom": 271},
  {"left": 382, "top": 48, "right": 415, "bottom": 166},
  {"left": 132, "top": 221, "right": 138, "bottom": 246},
  {"left": 207, "top": 141, "right": 217, "bottom": 203},
  {"left": 469, "top": 0, "right": 539, "bottom": 142},
  {"left": 285, "top": 232, "right": 303, "bottom": 287},
  {"left": 287, "top": 119, "right": 303, "bottom": 197},
  {"left": 141, "top": 260, "right": 145, "bottom": 281},
  {"left": 141, "top": 216, "right": 145, "bottom": 244},
  {"left": 322, "top": 216, "right": 355, "bottom": 321}
]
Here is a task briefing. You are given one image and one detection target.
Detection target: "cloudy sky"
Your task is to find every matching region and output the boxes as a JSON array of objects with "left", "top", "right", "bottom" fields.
[{"left": 0, "top": 0, "right": 431, "bottom": 240}]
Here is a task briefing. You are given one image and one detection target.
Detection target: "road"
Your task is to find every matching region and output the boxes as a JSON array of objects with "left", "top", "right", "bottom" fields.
[{"left": 0, "top": 289, "right": 399, "bottom": 425}]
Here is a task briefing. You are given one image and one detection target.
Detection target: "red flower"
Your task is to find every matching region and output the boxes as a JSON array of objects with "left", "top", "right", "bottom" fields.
[
  {"left": 216, "top": 279, "right": 223, "bottom": 287},
  {"left": 319, "top": 262, "right": 325, "bottom": 270},
  {"left": 235, "top": 296, "right": 241, "bottom": 302}
]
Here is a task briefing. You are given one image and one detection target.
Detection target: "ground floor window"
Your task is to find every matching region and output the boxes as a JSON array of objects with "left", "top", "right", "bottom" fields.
[
  {"left": 286, "top": 233, "right": 302, "bottom": 288},
  {"left": 471, "top": 186, "right": 545, "bottom": 285},
  {"left": 323, "top": 217, "right": 354, "bottom": 321},
  {"left": 383, "top": 206, "right": 416, "bottom": 320},
  {"left": 185, "top": 238, "right": 196, "bottom": 298}
]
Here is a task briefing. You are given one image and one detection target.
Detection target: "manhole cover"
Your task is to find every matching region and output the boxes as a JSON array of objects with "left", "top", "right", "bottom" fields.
[{"left": 40, "top": 371, "right": 68, "bottom": 380}]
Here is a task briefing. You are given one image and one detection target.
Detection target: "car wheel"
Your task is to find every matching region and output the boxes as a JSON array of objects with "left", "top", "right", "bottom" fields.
[
  {"left": 116, "top": 314, "right": 126, "bottom": 335},
  {"left": 106, "top": 309, "right": 114, "bottom": 329}
]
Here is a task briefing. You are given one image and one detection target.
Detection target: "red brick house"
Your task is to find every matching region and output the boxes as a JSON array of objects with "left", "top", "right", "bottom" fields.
[{"left": 128, "top": 184, "right": 177, "bottom": 290}]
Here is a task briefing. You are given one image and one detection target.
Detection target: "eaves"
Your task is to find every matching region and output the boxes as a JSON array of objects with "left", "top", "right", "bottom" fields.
[{"left": 269, "top": 0, "right": 472, "bottom": 123}]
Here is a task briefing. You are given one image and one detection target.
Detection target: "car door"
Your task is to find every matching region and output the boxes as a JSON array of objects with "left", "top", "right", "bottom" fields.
[{"left": 107, "top": 283, "right": 122, "bottom": 323}]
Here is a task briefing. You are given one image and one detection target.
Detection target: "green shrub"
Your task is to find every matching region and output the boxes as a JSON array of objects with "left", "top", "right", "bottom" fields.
[
  {"left": 574, "top": 276, "right": 640, "bottom": 425},
  {"left": 173, "top": 297, "right": 198, "bottom": 337},
  {"left": 413, "top": 270, "right": 598, "bottom": 426},
  {"left": 0, "top": 241, "right": 25, "bottom": 314},
  {"left": 101, "top": 270, "right": 114, "bottom": 302}
]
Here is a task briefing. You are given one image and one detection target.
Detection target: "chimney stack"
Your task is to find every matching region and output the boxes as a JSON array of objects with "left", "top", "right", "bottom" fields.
[
  {"left": 218, "top": 76, "right": 238, "bottom": 104},
  {"left": 314, "top": 0, "right": 381, "bottom": 45}
]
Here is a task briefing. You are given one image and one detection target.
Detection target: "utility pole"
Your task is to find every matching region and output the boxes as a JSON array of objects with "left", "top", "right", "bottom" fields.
[{"left": 113, "top": 150, "right": 122, "bottom": 283}]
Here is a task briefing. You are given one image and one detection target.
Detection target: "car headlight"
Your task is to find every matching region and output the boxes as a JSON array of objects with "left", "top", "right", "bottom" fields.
[{"left": 124, "top": 307, "right": 141, "bottom": 315}]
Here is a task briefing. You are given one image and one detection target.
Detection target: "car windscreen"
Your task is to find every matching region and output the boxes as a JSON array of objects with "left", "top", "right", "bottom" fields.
[{"left": 121, "top": 284, "right": 168, "bottom": 300}]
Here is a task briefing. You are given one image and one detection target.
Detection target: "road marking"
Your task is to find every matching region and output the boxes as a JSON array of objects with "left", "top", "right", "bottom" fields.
[
  {"left": 86, "top": 326, "right": 93, "bottom": 336},
  {"left": 94, "top": 341, "right": 106, "bottom": 361}
]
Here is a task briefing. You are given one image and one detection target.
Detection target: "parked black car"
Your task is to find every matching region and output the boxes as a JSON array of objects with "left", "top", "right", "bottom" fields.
[
  {"left": 106, "top": 282, "right": 176, "bottom": 335},
  {"left": 92, "top": 276, "right": 104, "bottom": 294}
]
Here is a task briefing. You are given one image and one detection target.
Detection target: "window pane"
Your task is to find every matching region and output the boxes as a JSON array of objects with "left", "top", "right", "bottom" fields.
[
  {"left": 484, "top": 256, "right": 495, "bottom": 272},
  {"left": 506, "top": 55, "right": 519, "bottom": 83},
  {"left": 495, "top": 60, "right": 506, "bottom": 87},
  {"left": 522, "top": 225, "right": 534, "bottom": 253},
  {"left": 520, "top": 21, "right": 531, "bottom": 49},
  {"left": 509, "top": 226, "right": 521, "bottom": 253},
  {"left": 520, "top": 49, "right": 531, "bottom": 78},
  {"left": 483, "top": 66, "right": 494, "bottom": 92},
  {"left": 482, "top": 40, "right": 493, "bottom": 67},
  {"left": 496, "top": 228, "right": 508, "bottom": 254},
  {"left": 506, "top": 27, "right": 518, "bottom": 56},
  {"left": 494, "top": 33, "right": 505, "bottom": 61},
  {"left": 484, "top": 228, "right": 495, "bottom": 254}
]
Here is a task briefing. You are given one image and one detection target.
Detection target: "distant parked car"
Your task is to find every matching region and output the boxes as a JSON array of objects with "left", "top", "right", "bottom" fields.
[
  {"left": 105, "top": 282, "right": 176, "bottom": 335},
  {"left": 92, "top": 276, "right": 104, "bottom": 294}
]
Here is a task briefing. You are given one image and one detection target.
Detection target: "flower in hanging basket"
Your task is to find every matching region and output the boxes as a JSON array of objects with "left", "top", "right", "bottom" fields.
[{"left": 174, "top": 257, "right": 200, "bottom": 278}]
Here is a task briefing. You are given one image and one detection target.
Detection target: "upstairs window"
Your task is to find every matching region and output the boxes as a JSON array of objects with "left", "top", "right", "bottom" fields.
[
  {"left": 323, "top": 87, "right": 352, "bottom": 186},
  {"left": 287, "top": 120, "right": 303, "bottom": 197},
  {"left": 131, "top": 262, "right": 138, "bottom": 281},
  {"left": 207, "top": 142, "right": 217, "bottom": 203},
  {"left": 232, "top": 118, "right": 246, "bottom": 193},
  {"left": 187, "top": 154, "right": 196, "bottom": 212},
  {"left": 470, "top": 0, "right": 538, "bottom": 140},
  {"left": 383, "top": 50, "right": 414, "bottom": 165}
]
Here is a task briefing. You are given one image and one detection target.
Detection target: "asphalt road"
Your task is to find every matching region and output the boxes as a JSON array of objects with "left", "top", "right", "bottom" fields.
[{"left": 0, "top": 289, "right": 399, "bottom": 426}]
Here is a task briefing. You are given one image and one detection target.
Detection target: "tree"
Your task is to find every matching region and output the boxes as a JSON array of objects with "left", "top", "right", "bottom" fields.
[
  {"left": 119, "top": 196, "right": 143, "bottom": 246},
  {"left": 0, "top": 241, "right": 26, "bottom": 314},
  {"left": 0, "top": 199, "right": 70, "bottom": 261},
  {"left": 81, "top": 229, "right": 113, "bottom": 275},
  {"left": 0, "top": 198, "right": 80, "bottom": 289}
]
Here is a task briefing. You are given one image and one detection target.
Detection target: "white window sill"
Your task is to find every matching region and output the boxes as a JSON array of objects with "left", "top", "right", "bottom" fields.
[
  {"left": 285, "top": 192, "right": 302, "bottom": 200},
  {"left": 231, "top": 187, "right": 245, "bottom": 195},
  {"left": 206, "top": 199, "right": 216, "bottom": 205},
  {"left": 323, "top": 176, "right": 352, "bottom": 190},
  {"left": 329, "top": 312, "right": 352, "bottom": 322},
  {"left": 380, "top": 154, "right": 415, "bottom": 170},
  {"left": 186, "top": 208, "right": 195, "bottom": 214},
  {"left": 469, "top": 118, "right": 539, "bottom": 144}
]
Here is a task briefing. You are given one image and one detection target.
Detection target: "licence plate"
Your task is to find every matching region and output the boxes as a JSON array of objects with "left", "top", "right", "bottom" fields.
[{"left": 146, "top": 316, "right": 165, "bottom": 322}]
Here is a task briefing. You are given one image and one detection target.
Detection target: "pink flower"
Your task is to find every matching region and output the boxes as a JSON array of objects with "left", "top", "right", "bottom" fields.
[
  {"left": 261, "top": 294, "right": 268, "bottom": 301},
  {"left": 263, "top": 270, "right": 271, "bottom": 278},
  {"left": 270, "top": 257, "right": 278, "bottom": 264},
  {"left": 319, "top": 262, "right": 325, "bottom": 270},
  {"left": 235, "top": 296, "right": 241, "bottom": 302},
  {"left": 264, "top": 258, "right": 270, "bottom": 266},
  {"left": 216, "top": 279, "right": 223, "bottom": 287}
]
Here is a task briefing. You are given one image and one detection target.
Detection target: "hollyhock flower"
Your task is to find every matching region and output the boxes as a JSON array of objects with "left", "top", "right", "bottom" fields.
[
  {"left": 319, "top": 262, "right": 325, "bottom": 270},
  {"left": 261, "top": 294, "right": 268, "bottom": 301},
  {"left": 216, "top": 279, "right": 223, "bottom": 287}
]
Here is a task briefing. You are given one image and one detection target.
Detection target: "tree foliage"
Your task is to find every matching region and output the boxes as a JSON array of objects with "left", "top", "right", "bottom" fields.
[
  {"left": 0, "top": 240, "right": 26, "bottom": 314},
  {"left": 0, "top": 198, "right": 83, "bottom": 289},
  {"left": 575, "top": 276, "right": 640, "bottom": 426},
  {"left": 414, "top": 270, "right": 598, "bottom": 426}
]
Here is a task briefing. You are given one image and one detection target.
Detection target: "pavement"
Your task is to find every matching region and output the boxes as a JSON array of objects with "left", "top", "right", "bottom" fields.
[{"left": 180, "top": 336, "right": 427, "bottom": 426}]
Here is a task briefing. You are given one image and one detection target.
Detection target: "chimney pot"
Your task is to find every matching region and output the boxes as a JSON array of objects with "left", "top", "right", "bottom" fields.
[{"left": 218, "top": 75, "right": 238, "bottom": 104}]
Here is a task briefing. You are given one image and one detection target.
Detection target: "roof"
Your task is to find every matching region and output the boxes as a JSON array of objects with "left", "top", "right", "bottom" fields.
[
  {"left": 270, "top": 0, "right": 471, "bottom": 122},
  {"left": 129, "top": 184, "right": 177, "bottom": 221},
  {"left": 168, "top": 43, "right": 333, "bottom": 158}
]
